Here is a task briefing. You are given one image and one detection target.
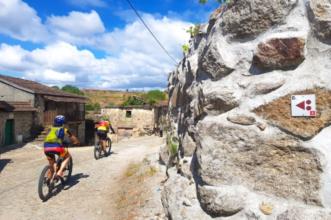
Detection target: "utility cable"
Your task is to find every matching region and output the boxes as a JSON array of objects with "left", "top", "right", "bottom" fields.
[{"left": 124, "top": 0, "right": 179, "bottom": 65}]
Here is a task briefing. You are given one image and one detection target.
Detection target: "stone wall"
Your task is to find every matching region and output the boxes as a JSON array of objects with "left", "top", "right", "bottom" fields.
[
  {"left": 13, "top": 112, "right": 34, "bottom": 142},
  {"left": 0, "top": 111, "right": 33, "bottom": 146},
  {"left": 101, "top": 108, "right": 155, "bottom": 137},
  {"left": 164, "top": 0, "right": 331, "bottom": 219},
  {"left": 0, "top": 82, "right": 34, "bottom": 104}
]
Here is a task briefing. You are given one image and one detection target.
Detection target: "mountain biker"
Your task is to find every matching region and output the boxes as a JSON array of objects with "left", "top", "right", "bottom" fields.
[
  {"left": 95, "top": 117, "right": 115, "bottom": 154},
  {"left": 43, "top": 115, "right": 79, "bottom": 179}
]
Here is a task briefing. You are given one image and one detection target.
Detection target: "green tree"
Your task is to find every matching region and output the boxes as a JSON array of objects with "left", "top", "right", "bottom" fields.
[
  {"left": 61, "top": 85, "right": 84, "bottom": 96},
  {"left": 144, "top": 90, "right": 166, "bottom": 105},
  {"left": 85, "top": 103, "right": 101, "bottom": 111},
  {"left": 122, "top": 96, "right": 145, "bottom": 107}
]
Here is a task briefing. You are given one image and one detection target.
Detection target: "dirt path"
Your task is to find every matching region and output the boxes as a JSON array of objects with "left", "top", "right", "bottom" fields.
[{"left": 0, "top": 136, "right": 165, "bottom": 220}]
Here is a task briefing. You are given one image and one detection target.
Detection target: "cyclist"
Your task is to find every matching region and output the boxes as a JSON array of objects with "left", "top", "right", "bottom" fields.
[
  {"left": 95, "top": 117, "right": 115, "bottom": 154},
  {"left": 43, "top": 115, "right": 79, "bottom": 179}
]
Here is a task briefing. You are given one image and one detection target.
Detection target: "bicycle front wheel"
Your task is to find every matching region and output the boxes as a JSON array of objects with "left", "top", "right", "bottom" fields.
[
  {"left": 94, "top": 142, "right": 101, "bottom": 160},
  {"left": 38, "top": 165, "right": 52, "bottom": 202},
  {"left": 106, "top": 138, "right": 112, "bottom": 156}
]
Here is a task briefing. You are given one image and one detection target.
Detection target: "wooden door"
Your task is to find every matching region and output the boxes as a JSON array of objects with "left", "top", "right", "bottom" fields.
[{"left": 4, "top": 119, "right": 14, "bottom": 146}]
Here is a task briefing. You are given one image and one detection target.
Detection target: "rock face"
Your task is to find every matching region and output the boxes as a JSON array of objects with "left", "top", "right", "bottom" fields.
[
  {"left": 220, "top": 0, "right": 298, "bottom": 38},
  {"left": 252, "top": 38, "right": 306, "bottom": 71},
  {"left": 308, "top": 0, "right": 331, "bottom": 43},
  {"left": 163, "top": 0, "right": 331, "bottom": 219}
]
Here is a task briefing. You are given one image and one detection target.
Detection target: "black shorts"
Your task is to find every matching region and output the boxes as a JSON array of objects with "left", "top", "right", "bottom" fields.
[{"left": 97, "top": 130, "right": 107, "bottom": 140}]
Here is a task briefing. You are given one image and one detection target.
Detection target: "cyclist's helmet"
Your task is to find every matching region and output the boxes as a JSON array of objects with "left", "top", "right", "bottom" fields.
[{"left": 54, "top": 115, "right": 65, "bottom": 126}]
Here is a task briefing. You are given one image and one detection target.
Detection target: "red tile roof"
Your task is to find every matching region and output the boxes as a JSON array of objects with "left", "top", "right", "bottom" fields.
[
  {"left": 0, "top": 74, "right": 86, "bottom": 99},
  {"left": 0, "top": 101, "right": 37, "bottom": 112}
]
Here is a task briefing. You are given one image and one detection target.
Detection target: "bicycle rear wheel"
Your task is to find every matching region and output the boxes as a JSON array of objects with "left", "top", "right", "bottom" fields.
[
  {"left": 38, "top": 165, "right": 52, "bottom": 202},
  {"left": 94, "top": 142, "right": 101, "bottom": 160},
  {"left": 62, "top": 157, "right": 73, "bottom": 184}
]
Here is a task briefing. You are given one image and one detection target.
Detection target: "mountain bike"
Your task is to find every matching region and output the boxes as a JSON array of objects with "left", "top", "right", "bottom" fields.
[
  {"left": 38, "top": 155, "right": 73, "bottom": 201},
  {"left": 94, "top": 137, "right": 112, "bottom": 160}
]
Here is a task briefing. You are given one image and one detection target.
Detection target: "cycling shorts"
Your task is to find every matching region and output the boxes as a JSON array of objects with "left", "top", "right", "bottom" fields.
[
  {"left": 44, "top": 143, "right": 69, "bottom": 159},
  {"left": 97, "top": 130, "right": 107, "bottom": 140}
]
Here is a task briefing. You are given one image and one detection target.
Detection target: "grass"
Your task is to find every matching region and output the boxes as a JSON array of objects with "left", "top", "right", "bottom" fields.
[{"left": 114, "top": 160, "right": 159, "bottom": 220}]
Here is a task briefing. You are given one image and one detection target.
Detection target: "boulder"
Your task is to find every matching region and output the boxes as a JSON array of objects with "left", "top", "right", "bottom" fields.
[
  {"left": 198, "top": 185, "right": 249, "bottom": 217},
  {"left": 202, "top": 83, "right": 241, "bottom": 116},
  {"left": 252, "top": 38, "right": 306, "bottom": 71},
  {"left": 227, "top": 114, "right": 256, "bottom": 126},
  {"left": 198, "top": 42, "right": 234, "bottom": 81},
  {"left": 161, "top": 175, "right": 212, "bottom": 220},
  {"left": 277, "top": 207, "right": 331, "bottom": 220},
  {"left": 308, "top": 0, "right": 331, "bottom": 43},
  {"left": 159, "top": 144, "right": 169, "bottom": 165},
  {"left": 220, "top": 0, "right": 298, "bottom": 38},
  {"left": 181, "top": 132, "right": 196, "bottom": 157},
  {"left": 254, "top": 88, "right": 331, "bottom": 140},
  {"left": 248, "top": 78, "right": 285, "bottom": 96},
  {"left": 195, "top": 121, "right": 322, "bottom": 205}
]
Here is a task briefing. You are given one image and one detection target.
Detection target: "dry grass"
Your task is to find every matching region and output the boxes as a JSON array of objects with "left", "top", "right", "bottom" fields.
[
  {"left": 83, "top": 89, "right": 144, "bottom": 107},
  {"left": 114, "top": 160, "right": 159, "bottom": 220}
]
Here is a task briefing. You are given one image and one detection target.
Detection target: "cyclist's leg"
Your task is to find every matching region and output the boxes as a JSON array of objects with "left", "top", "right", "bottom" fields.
[
  {"left": 57, "top": 148, "right": 70, "bottom": 177},
  {"left": 101, "top": 132, "right": 107, "bottom": 151},
  {"left": 45, "top": 152, "right": 56, "bottom": 178}
]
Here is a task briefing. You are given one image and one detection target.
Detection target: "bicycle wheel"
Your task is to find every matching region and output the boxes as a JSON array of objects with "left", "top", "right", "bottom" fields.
[
  {"left": 94, "top": 142, "right": 101, "bottom": 160},
  {"left": 62, "top": 157, "right": 73, "bottom": 184},
  {"left": 106, "top": 138, "right": 112, "bottom": 156},
  {"left": 38, "top": 165, "right": 52, "bottom": 201}
]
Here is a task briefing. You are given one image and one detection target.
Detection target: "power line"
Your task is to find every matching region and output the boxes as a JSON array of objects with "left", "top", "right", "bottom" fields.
[{"left": 124, "top": 0, "right": 179, "bottom": 65}]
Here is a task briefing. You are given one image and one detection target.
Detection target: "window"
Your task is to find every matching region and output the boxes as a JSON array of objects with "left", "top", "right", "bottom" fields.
[{"left": 126, "top": 110, "right": 132, "bottom": 118}]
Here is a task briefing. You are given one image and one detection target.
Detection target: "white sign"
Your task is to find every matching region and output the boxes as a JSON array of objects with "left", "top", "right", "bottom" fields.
[{"left": 291, "top": 94, "right": 316, "bottom": 117}]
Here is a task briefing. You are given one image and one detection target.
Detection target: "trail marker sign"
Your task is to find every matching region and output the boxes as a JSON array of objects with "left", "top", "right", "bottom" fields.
[{"left": 291, "top": 94, "right": 316, "bottom": 117}]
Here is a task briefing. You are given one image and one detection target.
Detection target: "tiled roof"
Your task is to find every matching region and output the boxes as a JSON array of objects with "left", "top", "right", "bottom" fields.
[
  {"left": 0, "top": 101, "right": 37, "bottom": 112},
  {"left": 0, "top": 74, "right": 86, "bottom": 100}
]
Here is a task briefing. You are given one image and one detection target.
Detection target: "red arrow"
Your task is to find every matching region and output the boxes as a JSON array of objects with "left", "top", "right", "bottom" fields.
[{"left": 296, "top": 101, "right": 305, "bottom": 110}]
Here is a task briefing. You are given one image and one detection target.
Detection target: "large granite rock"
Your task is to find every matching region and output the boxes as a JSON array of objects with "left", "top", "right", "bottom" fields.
[
  {"left": 308, "top": 0, "right": 331, "bottom": 43},
  {"left": 198, "top": 41, "right": 234, "bottom": 81},
  {"left": 220, "top": 0, "right": 298, "bottom": 38},
  {"left": 277, "top": 207, "right": 331, "bottom": 220},
  {"left": 161, "top": 174, "right": 212, "bottom": 220},
  {"left": 252, "top": 38, "right": 306, "bottom": 71},
  {"left": 198, "top": 185, "right": 249, "bottom": 217},
  {"left": 195, "top": 120, "right": 322, "bottom": 205}
]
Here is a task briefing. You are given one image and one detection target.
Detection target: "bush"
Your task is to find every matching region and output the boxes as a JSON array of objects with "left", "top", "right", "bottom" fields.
[
  {"left": 61, "top": 85, "right": 84, "bottom": 96},
  {"left": 86, "top": 103, "right": 101, "bottom": 111},
  {"left": 144, "top": 90, "right": 166, "bottom": 105},
  {"left": 122, "top": 96, "right": 145, "bottom": 107}
]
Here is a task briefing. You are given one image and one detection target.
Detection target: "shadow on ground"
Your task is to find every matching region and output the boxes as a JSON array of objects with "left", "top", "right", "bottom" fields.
[
  {"left": 64, "top": 173, "right": 89, "bottom": 190},
  {"left": 0, "top": 159, "right": 13, "bottom": 173}
]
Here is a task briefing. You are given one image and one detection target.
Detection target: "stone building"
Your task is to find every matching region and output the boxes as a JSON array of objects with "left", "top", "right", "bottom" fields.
[
  {"left": 101, "top": 102, "right": 168, "bottom": 139},
  {"left": 0, "top": 74, "right": 87, "bottom": 146}
]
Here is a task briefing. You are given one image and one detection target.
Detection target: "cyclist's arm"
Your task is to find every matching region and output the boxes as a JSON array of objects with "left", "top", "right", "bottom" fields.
[{"left": 109, "top": 125, "right": 115, "bottom": 134}]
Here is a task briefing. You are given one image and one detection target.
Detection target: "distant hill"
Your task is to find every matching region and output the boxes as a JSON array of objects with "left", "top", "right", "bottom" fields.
[{"left": 83, "top": 89, "right": 144, "bottom": 108}]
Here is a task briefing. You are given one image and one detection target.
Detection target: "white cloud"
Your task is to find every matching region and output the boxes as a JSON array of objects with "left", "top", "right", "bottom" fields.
[
  {"left": 0, "top": 0, "right": 48, "bottom": 42},
  {"left": 0, "top": 4, "right": 192, "bottom": 89},
  {"left": 26, "top": 69, "right": 76, "bottom": 83},
  {"left": 47, "top": 10, "right": 105, "bottom": 39}
]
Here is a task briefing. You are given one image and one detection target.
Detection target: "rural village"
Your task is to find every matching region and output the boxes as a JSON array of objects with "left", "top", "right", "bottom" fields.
[{"left": 1, "top": 0, "right": 331, "bottom": 220}]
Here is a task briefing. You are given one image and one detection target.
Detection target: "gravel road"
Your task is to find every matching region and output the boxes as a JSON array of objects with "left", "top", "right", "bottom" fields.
[{"left": 0, "top": 136, "right": 164, "bottom": 220}]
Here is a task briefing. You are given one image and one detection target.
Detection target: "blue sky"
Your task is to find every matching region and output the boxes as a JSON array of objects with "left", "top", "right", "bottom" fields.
[{"left": 0, "top": 0, "right": 220, "bottom": 90}]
